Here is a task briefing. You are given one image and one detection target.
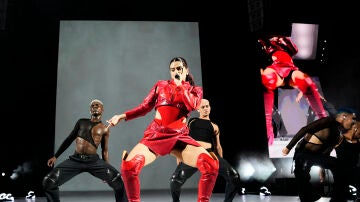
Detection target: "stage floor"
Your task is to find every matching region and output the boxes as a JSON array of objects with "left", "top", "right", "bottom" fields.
[{"left": 8, "top": 189, "right": 339, "bottom": 202}]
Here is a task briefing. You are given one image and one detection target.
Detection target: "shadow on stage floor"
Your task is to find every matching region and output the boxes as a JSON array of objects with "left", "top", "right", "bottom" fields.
[{"left": 8, "top": 189, "right": 337, "bottom": 202}]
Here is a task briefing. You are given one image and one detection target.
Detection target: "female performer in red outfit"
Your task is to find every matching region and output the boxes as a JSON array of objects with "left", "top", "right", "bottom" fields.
[
  {"left": 107, "top": 57, "right": 219, "bottom": 202},
  {"left": 259, "top": 35, "right": 327, "bottom": 145}
]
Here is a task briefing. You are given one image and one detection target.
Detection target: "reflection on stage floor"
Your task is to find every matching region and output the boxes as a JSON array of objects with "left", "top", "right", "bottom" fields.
[{"left": 6, "top": 189, "right": 339, "bottom": 202}]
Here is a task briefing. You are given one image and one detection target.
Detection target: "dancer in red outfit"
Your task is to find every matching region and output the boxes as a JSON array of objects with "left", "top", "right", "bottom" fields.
[
  {"left": 107, "top": 57, "right": 219, "bottom": 202},
  {"left": 259, "top": 35, "right": 327, "bottom": 145}
]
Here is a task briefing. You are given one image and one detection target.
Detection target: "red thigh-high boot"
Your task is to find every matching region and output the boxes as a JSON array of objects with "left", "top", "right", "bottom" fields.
[
  {"left": 121, "top": 153, "right": 145, "bottom": 202},
  {"left": 261, "top": 71, "right": 277, "bottom": 146},
  {"left": 294, "top": 76, "right": 327, "bottom": 119},
  {"left": 264, "top": 90, "right": 275, "bottom": 145},
  {"left": 197, "top": 153, "right": 219, "bottom": 202}
]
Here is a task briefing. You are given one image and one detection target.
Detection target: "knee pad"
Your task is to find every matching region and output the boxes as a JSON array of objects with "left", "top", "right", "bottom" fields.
[
  {"left": 107, "top": 172, "right": 125, "bottom": 191},
  {"left": 105, "top": 168, "right": 119, "bottom": 182},
  {"left": 121, "top": 154, "right": 145, "bottom": 176},
  {"left": 227, "top": 167, "right": 241, "bottom": 184},
  {"left": 196, "top": 153, "right": 219, "bottom": 175},
  {"left": 170, "top": 169, "right": 187, "bottom": 185},
  {"left": 261, "top": 71, "right": 278, "bottom": 91},
  {"left": 42, "top": 169, "right": 60, "bottom": 190}
]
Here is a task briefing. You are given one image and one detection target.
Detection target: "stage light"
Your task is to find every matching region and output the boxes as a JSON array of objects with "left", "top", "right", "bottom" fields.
[
  {"left": 291, "top": 23, "right": 319, "bottom": 60},
  {"left": 309, "top": 166, "right": 334, "bottom": 183},
  {"left": 236, "top": 153, "right": 276, "bottom": 182},
  {"left": 9, "top": 172, "right": 19, "bottom": 180},
  {"left": 10, "top": 161, "right": 33, "bottom": 180},
  {"left": 237, "top": 160, "right": 255, "bottom": 181}
]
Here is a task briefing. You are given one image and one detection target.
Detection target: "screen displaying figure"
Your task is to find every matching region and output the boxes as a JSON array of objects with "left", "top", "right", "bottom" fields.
[{"left": 268, "top": 77, "right": 328, "bottom": 158}]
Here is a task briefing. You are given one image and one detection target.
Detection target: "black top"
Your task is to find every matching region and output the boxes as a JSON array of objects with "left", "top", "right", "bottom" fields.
[
  {"left": 54, "top": 118, "right": 101, "bottom": 158},
  {"left": 286, "top": 116, "right": 342, "bottom": 154},
  {"left": 188, "top": 117, "right": 216, "bottom": 151}
]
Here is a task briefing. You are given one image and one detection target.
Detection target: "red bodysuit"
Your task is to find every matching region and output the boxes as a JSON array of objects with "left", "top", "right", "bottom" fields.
[{"left": 124, "top": 79, "right": 203, "bottom": 155}]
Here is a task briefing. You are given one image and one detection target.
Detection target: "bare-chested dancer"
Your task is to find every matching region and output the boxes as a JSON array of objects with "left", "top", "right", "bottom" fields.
[{"left": 42, "top": 99, "right": 127, "bottom": 202}]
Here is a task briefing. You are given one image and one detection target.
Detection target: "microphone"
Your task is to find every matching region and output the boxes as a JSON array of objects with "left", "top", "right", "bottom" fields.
[{"left": 175, "top": 74, "right": 180, "bottom": 80}]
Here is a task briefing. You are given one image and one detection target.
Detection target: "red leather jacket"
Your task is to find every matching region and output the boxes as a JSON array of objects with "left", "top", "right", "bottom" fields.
[{"left": 125, "top": 80, "right": 203, "bottom": 121}]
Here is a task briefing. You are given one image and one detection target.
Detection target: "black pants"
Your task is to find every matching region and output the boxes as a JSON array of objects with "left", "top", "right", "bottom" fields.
[
  {"left": 170, "top": 153, "right": 241, "bottom": 202},
  {"left": 293, "top": 151, "right": 347, "bottom": 202},
  {"left": 42, "top": 153, "right": 127, "bottom": 202}
]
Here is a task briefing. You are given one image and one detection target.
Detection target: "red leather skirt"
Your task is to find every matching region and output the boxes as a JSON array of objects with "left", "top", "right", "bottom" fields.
[{"left": 140, "top": 118, "right": 201, "bottom": 156}]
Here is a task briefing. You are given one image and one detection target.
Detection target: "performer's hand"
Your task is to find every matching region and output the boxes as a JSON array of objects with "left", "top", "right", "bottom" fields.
[
  {"left": 279, "top": 37, "right": 286, "bottom": 45},
  {"left": 296, "top": 91, "right": 303, "bottom": 103},
  {"left": 107, "top": 114, "right": 126, "bottom": 127},
  {"left": 282, "top": 147, "right": 290, "bottom": 156},
  {"left": 174, "top": 67, "right": 186, "bottom": 86},
  {"left": 174, "top": 74, "right": 185, "bottom": 86},
  {"left": 47, "top": 157, "right": 57, "bottom": 167}
]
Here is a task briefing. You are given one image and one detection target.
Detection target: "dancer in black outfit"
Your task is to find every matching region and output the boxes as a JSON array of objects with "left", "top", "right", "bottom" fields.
[
  {"left": 282, "top": 108, "right": 357, "bottom": 202},
  {"left": 42, "top": 99, "right": 127, "bottom": 202},
  {"left": 170, "top": 99, "right": 242, "bottom": 202}
]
